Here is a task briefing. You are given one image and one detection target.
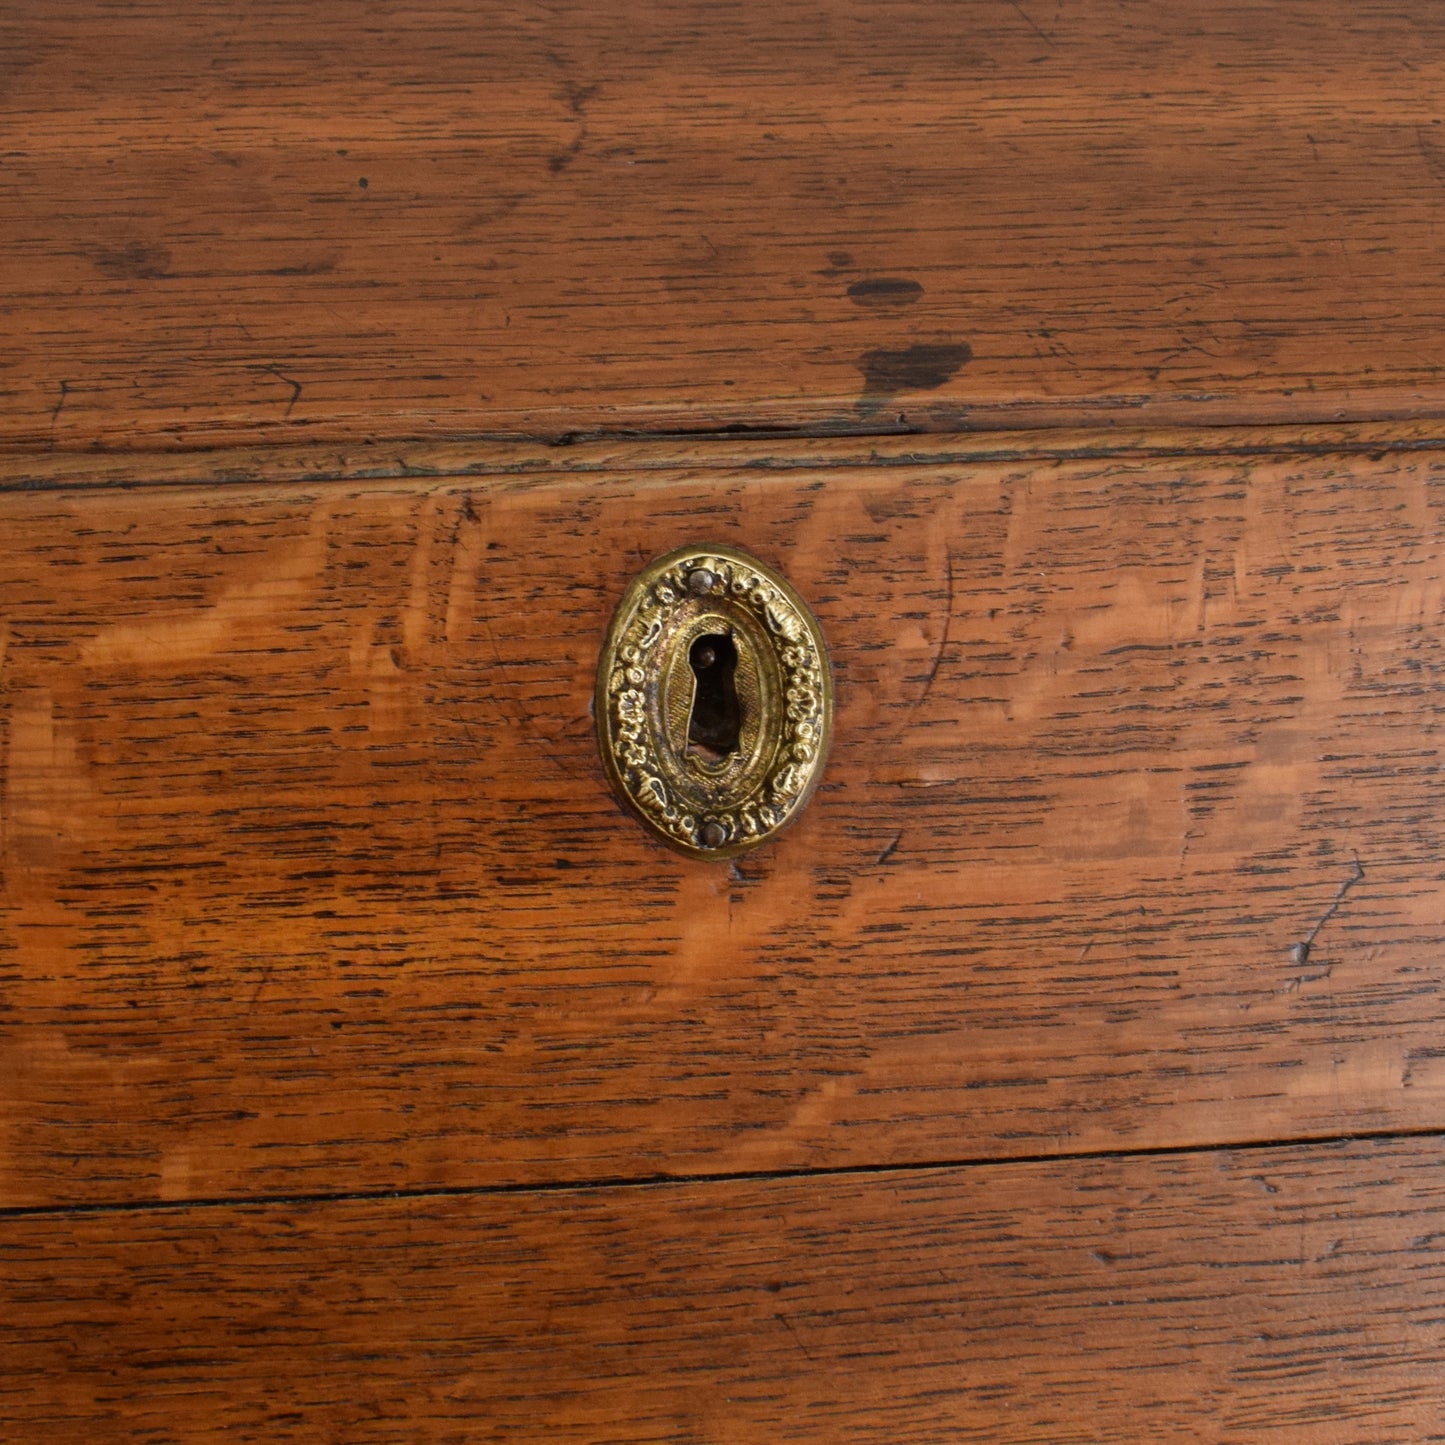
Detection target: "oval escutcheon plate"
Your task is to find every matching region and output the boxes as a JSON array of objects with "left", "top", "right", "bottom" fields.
[{"left": 596, "top": 544, "right": 833, "bottom": 859}]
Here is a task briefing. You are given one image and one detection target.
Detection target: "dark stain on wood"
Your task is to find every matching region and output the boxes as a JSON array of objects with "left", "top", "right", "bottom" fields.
[
  {"left": 846, "top": 277, "right": 924, "bottom": 308},
  {"left": 857, "top": 341, "right": 973, "bottom": 408}
]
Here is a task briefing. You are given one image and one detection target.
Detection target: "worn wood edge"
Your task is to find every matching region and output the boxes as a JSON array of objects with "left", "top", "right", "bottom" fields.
[
  {"left": 7, "top": 418, "right": 1445, "bottom": 493},
  {"left": 10, "top": 390, "right": 1445, "bottom": 463},
  {"left": 2, "top": 1134, "right": 1442, "bottom": 1443}
]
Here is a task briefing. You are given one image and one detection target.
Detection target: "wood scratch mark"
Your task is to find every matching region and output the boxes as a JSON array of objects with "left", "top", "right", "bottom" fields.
[
  {"left": 774, "top": 1311, "right": 816, "bottom": 1362},
  {"left": 876, "top": 830, "right": 902, "bottom": 866},
  {"left": 1289, "top": 853, "right": 1365, "bottom": 968},
  {"left": 915, "top": 548, "right": 955, "bottom": 711},
  {"left": 258, "top": 364, "right": 302, "bottom": 417},
  {"left": 1008, "top": 0, "right": 1054, "bottom": 45}
]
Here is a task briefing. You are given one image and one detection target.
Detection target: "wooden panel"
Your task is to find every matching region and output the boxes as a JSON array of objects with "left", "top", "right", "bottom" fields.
[
  {"left": 3, "top": 440, "right": 1443, "bottom": 1207},
  {"left": 6, "top": 0, "right": 1445, "bottom": 450},
  {"left": 2, "top": 1137, "right": 1442, "bottom": 1441}
]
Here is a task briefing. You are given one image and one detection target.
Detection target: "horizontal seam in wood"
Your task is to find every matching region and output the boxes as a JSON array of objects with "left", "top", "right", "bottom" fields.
[
  {"left": 7, "top": 423, "right": 1445, "bottom": 495},
  {"left": 6, "top": 1126, "right": 1441, "bottom": 1222}
]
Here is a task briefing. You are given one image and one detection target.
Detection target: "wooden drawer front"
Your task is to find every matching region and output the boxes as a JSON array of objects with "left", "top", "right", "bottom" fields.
[{"left": 3, "top": 440, "right": 1442, "bottom": 1208}]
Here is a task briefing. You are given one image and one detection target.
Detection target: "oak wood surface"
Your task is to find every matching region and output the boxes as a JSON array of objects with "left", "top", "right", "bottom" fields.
[
  {"left": 3, "top": 440, "right": 1442, "bottom": 1208},
  {"left": 7, "top": 0, "right": 1445, "bottom": 450},
  {"left": 2, "top": 1137, "right": 1442, "bottom": 1442},
  {"left": 7, "top": 1, "right": 1445, "bottom": 1430}
]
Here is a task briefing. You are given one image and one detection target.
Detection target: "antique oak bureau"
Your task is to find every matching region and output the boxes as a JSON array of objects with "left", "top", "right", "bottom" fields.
[{"left": 2, "top": 2, "right": 1444, "bottom": 1439}]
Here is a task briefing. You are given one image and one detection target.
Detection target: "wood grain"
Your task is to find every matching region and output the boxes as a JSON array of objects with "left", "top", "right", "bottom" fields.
[
  {"left": 3, "top": 442, "right": 1443, "bottom": 1207},
  {"left": 8, "top": 419, "right": 1445, "bottom": 494},
  {"left": 7, "top": 0, "right": 1445, "bottom": 450},
  {"left": 2, "top": 1137, "right": 1442, "bottom": 1442},
  {"left": 8, "top": 4, "right": 1442, "bottom": 1431}
]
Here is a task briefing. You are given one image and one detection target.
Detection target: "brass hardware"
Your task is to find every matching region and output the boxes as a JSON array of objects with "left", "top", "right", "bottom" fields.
[{"left": 596, "top": 544, "right": 832, "bottom": 859}]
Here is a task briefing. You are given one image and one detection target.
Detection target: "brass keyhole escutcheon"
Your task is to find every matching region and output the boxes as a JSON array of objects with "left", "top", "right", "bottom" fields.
[{"left": 596, "top": 544, "right": 833, "bottom": 858}]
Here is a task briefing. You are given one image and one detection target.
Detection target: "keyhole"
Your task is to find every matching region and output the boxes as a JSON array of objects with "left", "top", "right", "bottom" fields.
[{"left": 687, "top": 632, "right": 742, "bottom": 759}]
